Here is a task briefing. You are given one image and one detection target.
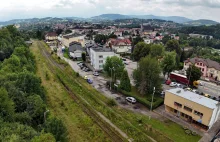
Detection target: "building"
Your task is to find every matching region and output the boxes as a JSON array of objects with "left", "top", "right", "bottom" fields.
[
  {"left": 87, "top": 44, "right": 118, "bottom": 70},
  {"left": 45, "top": 32, "right": 58, "bottom": 41},
  {"left": 106, "top": 38, "right": 132, "bottom": 54},
  {"left": 184, "top": 57, "right": 220, "bottom": 81},
  {"left": 164, "top": 88, "right": 220, "bottom": 130},
  {"left": 69, "top": 42, "right": 84, "bottom": 60},
  {"left": 62, "top": 33, "right": 85, "bottom": 47}
]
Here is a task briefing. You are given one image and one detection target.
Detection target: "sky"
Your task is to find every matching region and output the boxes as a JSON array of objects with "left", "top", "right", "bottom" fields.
[{"left": 0, "top": 0, "right": 220, "bottom": 22}]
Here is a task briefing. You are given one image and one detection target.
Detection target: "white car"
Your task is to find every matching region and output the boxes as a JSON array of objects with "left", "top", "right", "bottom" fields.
[
  {"left": 93, "top": 71, "right": 99, "bottom": 76},
  {"left": 170, "top": 82, "right": 177, "bottom": 87},
  {"left": 126, "top": 97, "right": 136, "bottom": 104},
  {"left": 176, "top": 83, "right": 182, "bottom": 88}
]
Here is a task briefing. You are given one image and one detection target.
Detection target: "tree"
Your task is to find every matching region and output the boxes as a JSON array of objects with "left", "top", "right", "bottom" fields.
[
  {"left": 103, "top": 56, "right": 125, "bottom": 82},
  {"left": 161, "top": 51, "right": 176, "bottom": 78},
  {"left": 162, "top": 35, "right": 170, "bottom": 45},
  {"left": 186, "top": 65, "right": 202, "bottom": 85},
  {"left": 0, "top": 87, "right": 15, "bottom": 121},
  {"left": 31, "top": 132, "right": 56, "bottom": 142},
  {"left": 94, "top": 34, "right": 107, "bottom": 44},
  {"left": 166, "top": 40, "right": 181, "bottom": 55},
  {"left": 81, "top": 52, "right": 86, "bottom": 62},
  {"left": 133, "top": 56, "right": 161, "bottom": 95},
  {"left": 150, "top": 44, "right": 165, "bottom": 57},
  {"left": 132, "top": 42, "right": 151, "bottom": 61},
  {"left": 26, "top": 95, "right": 46, "bottom": 126},
  {"left": 120, "top": 70, "right": 131, "bottom": 92},
  {"left": 44, "top": 117, "right": 68, "bottom": 142},
  {"left": 108, "top": 33, "right": 117, "bottom": 39},
  {"left": 132, "top": 36, "right": 144, "bottom": 46},
  {"left": 56, "top": 29, "right": 63, "bottom": 35}
]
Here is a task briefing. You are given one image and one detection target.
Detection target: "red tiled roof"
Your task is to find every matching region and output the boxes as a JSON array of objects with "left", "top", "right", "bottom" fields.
[{"left": 107, "top": 38, "right": 131, "bottom": 46}]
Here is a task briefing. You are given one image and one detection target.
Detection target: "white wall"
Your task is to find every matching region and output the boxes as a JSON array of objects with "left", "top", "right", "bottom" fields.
[
  {"left": 209, "top": 104, "right": 220, "bottom": 128},
  {"left": 90, "top": 49, "right": 118, "bottom": 70}
]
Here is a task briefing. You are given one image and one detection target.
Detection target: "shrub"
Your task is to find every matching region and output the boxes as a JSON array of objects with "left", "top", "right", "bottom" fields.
[
  {"left": 76, "top": 72, "right": 79, "bottom": 77},
  {"left": 107, "top": 99, "right": 117, "bottom": 107},
  {"left": 185, "top": 130, "right": 191, "bottom": 135}
]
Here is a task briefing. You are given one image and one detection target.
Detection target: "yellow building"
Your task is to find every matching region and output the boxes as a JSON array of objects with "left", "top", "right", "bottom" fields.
[
  {"left": 62, "top": 33, "right": 85, "bottom": 47},
  {"left": 164, "top": 88, "right": 220, "bottom": 130}
]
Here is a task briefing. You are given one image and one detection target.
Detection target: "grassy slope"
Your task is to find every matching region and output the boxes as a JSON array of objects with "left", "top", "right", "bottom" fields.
[
  {"left": 31, "top": 42, "right": 111, "bottom": 142},
  {"left": 35, "top": 40, "right": 201, "bottom": 142}
]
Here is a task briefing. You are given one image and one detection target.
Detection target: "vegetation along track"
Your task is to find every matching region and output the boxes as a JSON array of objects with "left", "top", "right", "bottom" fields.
[{"left": 36, "top": 41, "right": 127, "bottom": 142}]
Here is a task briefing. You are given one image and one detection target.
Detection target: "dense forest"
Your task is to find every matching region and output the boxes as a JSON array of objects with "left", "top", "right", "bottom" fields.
[
  {"left": 179, "top": 24, "right": 220, "bottom": 39},
  {"left": 0, "top": 26, "right": 67, "bottom": 141}
]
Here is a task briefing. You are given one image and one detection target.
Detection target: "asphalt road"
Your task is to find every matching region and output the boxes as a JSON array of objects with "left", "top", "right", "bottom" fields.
[{"left": 198, "top": 81, "right": 220, "bottom": 98}]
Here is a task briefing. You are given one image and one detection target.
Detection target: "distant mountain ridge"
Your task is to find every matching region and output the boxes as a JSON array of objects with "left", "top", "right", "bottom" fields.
[
  {"left": 90, "top": 14, "right": 193, "bottom": 23},
  {"left": 183, "top": 19, "right": 219, "bottom": 26},
  {"left": 0, "top": 14, "right": 219, "bottom": 27}
]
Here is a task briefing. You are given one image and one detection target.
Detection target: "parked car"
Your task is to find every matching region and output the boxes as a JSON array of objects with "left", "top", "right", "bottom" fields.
[
  {"left": 93, "top": 71, "right": 99, "bottom": 76},
  {"left": 161, "top": 91, "right": 165, "bottom": 97},
  {"left": 84, "top": 76, "right": 88, "bottom": 80},
  {"left": 77, "top": 62, "right": 83, "bottom": 65},
  {"left": 87, "top": 78, "right": 93, "bottom": 84},
  {"left": 165, "top": 80, "right": 171, "bottom": 85},
  {"left": 126, "top": 97, "right": 136, "bottom": 104},
  {"left": 122, "top": 58, "right": 126, "bottom": 61},
  {"left": 84, "top": 68, "right": 90, "bottom": 72},
  {"left": 123, "top": 61, "right": 129, "bottom": 65},
  {"left": 176, "top": 83, "right": 182, "bottom": 88},
  {"left": 170, "top": 82, "right": 177, "bottom": 87}
]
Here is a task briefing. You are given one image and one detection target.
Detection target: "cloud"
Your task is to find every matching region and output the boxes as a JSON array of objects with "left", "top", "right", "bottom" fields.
[{"left": 0, "top": 0, "right": 219, "bottom": 22}]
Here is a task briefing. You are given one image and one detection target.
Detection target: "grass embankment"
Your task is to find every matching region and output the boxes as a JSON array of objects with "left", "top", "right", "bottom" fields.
[
  {"left": 38, "top": 40, "right": 201, "bottom": 142},
  {"left": 31, "top": 42, "right": 111, "bottom": 142}
]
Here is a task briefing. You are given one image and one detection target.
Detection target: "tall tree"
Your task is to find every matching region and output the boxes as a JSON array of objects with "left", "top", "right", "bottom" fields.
[
  {"left": 161, "top": 51, "right": 176, "bottom": 78},
  {"left": 0, "top": 88, "right": 15, "bottom": 121},
  {"left": 120, "top": 70, "right": 131, "bottom": 92},
  {"left": 162, "top": 35, "right": 170, "bottom": 45},
  {"left": 133, "top": 56, "right": 161, "bottom": 95},
  {"left": 166, "top": 40, "right": 181, "bottom": 55},
  {"left": 94, "top": 34, "right": 107, "bottom": 44},
  {"left": 81, "top": 52, "right": 86, "bottom": 62},
  {"left": 132, "top": 42, "right": 151, "bottom": 61},
  {"left": 186, "top": 65, "right": 202, "bottom": 85},
  {"left": 103, "top": 56, "right": 125, "bottom": 82},
  {"left": 44, "top": 117, "right": 68, "bottom": 142},
  {"left": 150, "top": 44, "right": 165, "bottom": 57}
]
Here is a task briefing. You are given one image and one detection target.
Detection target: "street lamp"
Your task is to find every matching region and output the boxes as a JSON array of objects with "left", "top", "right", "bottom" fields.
[
  {"left": 44, "top": 110, "right": 50, "bottom": 122},
  {"left": 149, "top": 87, "right": 155, "bottom": 120},
  {"left": 109, "top": 67, "right": 114, "bottom": 90}
]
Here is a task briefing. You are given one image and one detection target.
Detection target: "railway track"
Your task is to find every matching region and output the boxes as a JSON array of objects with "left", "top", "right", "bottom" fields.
[{"left": 36, "top": 41, "right": 127, "bottom": 142}]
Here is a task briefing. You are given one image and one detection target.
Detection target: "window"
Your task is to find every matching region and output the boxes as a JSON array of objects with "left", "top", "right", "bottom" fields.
[
  {"left": 174, "top": 102, "right": 182, "bottom": 108},
  {"left": 99, "top": 65, "right": 103, "bottom": 68},
  {"left": 194, "top": 110, "right": 203, "bottom": 117},
  {"left": 202, "top": 68, "right": 204, "bottom": 72},
  {"left": 200, "top": 63, "right": 202, "bottom": 66},
  {"left": 184, "top": 106, "right": 192, "bottom": 112},
  {"left": 99, "top": 55, "right": 103, "bottom": 58},
  {"left": 99, "top": 60, "right": 103, "bottom": 63}
]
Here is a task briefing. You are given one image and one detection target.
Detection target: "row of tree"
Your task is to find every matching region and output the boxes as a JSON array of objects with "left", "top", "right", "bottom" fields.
[{"left": 0, "top": 26, "right": 67, "bottom": 141}]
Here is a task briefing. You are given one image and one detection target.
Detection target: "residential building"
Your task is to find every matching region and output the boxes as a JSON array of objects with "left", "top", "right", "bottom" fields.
[
  {"left": 143, "top": 38, "right": 153, "bottom": 44},
  {"left": 106, "top": 38, "right": 132, "bottom": 54},
  {"left": 164, "top": 88, "right": 220, "bottom": 130},
  {"left": 184, "top": 57, "right": 220, "bottom": 81},
  {"left": 45, "top": 32, "right": 58, "bottom": 41},
  {"left": 62, "top": 33, "right": 85, "bottom": 47},
  {"left": 69, "top": 42, "right": 84, "bottom": 60},
  {"left": 87, "top": 44, "right": 118, "bottom": 70},
  {"left": 114, "top": 31, "right": 123, "bottom": 37}
]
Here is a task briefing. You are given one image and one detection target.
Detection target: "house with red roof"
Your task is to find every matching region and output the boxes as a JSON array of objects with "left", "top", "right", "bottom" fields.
[
  {"left": 184, "top": 57, "right": 220, "bottom": 81},
  {"left": 106, "top": 38, "right": 132, "bottom": 54}
]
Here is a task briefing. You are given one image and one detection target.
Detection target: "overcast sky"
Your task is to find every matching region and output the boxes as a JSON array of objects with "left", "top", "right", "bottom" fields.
[{"left": 0, "top": 0, "right": 219, "bottom": 21}]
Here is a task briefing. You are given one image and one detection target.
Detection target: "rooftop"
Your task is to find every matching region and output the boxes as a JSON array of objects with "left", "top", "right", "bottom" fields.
[
  {"left": 166, "top": 88, "right": 219, "bottom": 109},
  {"left": 63, "top": 33, "right": 84, "bottom": 39}
]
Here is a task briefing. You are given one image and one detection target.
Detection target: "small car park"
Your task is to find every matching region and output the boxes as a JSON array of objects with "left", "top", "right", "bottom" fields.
[{"left": 126, "top": 97, "right": 136, "bottom": 104}]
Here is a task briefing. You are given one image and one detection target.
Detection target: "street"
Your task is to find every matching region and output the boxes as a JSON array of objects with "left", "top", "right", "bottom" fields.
[{"left": 198, "top": 81, "right": 220, "bottom": 98}]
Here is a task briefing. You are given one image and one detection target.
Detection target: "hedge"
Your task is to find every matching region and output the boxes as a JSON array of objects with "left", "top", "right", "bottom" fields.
[{"left": 119, "top": 89, "right": 164, "bottom": 110}]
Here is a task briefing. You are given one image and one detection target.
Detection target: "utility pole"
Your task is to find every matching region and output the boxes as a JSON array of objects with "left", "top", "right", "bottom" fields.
[
  {"left": 149, "top": 87, "right": 155, "bottom": 120},
  {"left": 44, "top": 110, "right": 50, "bottom": 122},
  {"left": 109, "top": 67, "right": 114, "bottom": 90}
]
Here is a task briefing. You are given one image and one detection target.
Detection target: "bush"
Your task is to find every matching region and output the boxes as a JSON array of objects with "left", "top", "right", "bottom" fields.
[
  {"left": 76, "top": 72, "right": 79, "bottom": 77},
  {"left": 185, "top": 130, "right": 191, "bottom": 135},
  {"left": 107, "top": 99, "right": 117, "bottom": 107}
]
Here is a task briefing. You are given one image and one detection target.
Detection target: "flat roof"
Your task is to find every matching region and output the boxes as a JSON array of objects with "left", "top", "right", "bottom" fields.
[{"left": 166, "top": 88, "right": 219, "bottom": 109}]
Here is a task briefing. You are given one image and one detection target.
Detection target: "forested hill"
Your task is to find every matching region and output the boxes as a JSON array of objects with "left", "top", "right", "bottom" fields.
[
  {"left": 0, "top": 26, "right": 67, "bottom": 141},
  {"left": 179, "top": 24, "right": 220, "bottom": 39}
]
